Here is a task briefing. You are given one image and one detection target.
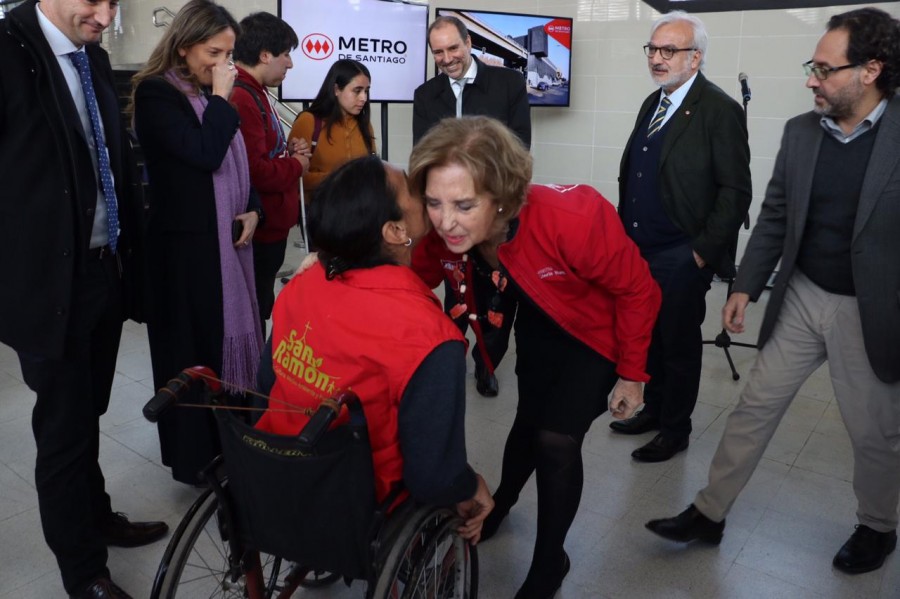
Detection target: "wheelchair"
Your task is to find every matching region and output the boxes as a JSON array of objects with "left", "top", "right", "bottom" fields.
[{"left": 143, "top": 366, "right": 478, "bottom": 599}]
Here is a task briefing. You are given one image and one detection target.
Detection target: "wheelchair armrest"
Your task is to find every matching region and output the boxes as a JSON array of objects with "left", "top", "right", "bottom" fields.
[
  {"left": 297, "top": 390, "right": 361, "bottom": 448},
  {"left": 143, "top": 366, "right": 221, "bottom": 422}
]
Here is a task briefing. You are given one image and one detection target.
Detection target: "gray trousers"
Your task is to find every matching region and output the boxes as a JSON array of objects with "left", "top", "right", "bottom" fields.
[{"left": 695, "top": 270, "right": 900, "bottom": 532}]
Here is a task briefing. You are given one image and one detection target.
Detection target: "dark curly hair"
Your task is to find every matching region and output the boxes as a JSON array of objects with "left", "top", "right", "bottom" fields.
[{"left": 827, "top": 7, "right": 900, "bottom": 99}]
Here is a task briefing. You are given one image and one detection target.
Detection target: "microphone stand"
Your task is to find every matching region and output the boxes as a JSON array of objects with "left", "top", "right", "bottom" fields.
[{"left": 701, "top": 81, "right": 757, "bottom": 381}]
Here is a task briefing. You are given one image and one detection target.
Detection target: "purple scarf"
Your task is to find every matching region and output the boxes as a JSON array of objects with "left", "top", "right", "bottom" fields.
[{"left": 165, "top": 71, "right": 262, "bottom": 391}]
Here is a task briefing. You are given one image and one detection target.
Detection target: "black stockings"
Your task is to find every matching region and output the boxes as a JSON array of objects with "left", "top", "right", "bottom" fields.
[{"left": 491, "top": 416, "right": 585, "bottom": 597}]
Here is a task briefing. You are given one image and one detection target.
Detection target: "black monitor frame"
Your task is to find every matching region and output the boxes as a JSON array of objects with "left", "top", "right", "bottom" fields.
[{"left": 643, "top": 0, "right": 891, "bottom": 12}]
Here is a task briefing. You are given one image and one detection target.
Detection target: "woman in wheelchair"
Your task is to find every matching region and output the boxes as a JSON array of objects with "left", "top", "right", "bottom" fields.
[{"left": 255, "top": 155, "right": 493, "bottom": 541}]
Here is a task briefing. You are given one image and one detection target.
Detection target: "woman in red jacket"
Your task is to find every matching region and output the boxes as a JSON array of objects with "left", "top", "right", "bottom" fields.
[{"left": 410, "top": 116, "right": 662, "bottom": 598}]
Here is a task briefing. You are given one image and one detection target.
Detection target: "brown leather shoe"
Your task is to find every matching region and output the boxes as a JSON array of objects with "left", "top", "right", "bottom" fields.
[
  {"left": 100, "top": 512, "right": 168, "bottom": 547},
  {"left": 70, "top": 577, "right": 133, "bottom": 599}
]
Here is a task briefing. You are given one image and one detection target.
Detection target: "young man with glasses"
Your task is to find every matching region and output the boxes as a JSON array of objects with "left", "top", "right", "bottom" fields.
[
  {"left": 614, "top": 10, "right": 752, "bottom": 463},
  {"left": 646, "top": 7, "right": 900, "bottom": 575}
]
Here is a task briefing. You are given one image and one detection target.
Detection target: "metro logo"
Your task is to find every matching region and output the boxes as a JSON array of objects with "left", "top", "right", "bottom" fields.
[
  {"left": 302, "top": 33, "right": 334, "bottom": 60},
  {"left": 544, "top": 18, "right": 571, "bottom": 50}
]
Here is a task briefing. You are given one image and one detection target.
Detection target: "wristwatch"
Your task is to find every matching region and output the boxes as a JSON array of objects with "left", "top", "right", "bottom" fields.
[{"left": 253, "top": 207, "right": 265, "bottom": 227}]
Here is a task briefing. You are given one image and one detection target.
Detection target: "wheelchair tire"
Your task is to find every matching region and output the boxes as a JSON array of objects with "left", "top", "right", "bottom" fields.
[
  {"left": 150, "top": 488, "right": 284, "bottom": 599},
  {"left": 371, "top": 505, "right": 478, "bottom": 599}
]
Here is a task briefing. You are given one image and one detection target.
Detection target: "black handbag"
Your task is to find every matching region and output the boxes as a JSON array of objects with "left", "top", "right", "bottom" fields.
[{"left": 215, "top": 394, "right": 376, "bottom": 580}]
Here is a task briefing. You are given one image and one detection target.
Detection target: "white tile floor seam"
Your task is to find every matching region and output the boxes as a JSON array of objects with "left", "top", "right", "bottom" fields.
[{"left": 1, "top": 228, "right": 897, "bottom": 598}]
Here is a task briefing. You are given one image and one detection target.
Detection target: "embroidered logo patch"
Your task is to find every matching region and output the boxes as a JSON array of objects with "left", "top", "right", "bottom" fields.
[{"left": 273, "top": 321, "right": 341, "bottom": 399}]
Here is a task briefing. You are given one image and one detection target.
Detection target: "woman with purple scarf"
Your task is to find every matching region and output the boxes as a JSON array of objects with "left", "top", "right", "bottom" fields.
[{"left": 131, "top": 0, "right": 263, "bottom": 485}]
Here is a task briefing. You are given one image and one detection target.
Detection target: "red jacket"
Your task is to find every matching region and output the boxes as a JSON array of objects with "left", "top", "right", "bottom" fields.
[
  {"left": 414, "top": 184, "right": 661, "bottom": 382},
  {"left": 232, "top": 68, "right": 302, "bottom": 243},
  {"left": 256, "top": 262, "right": 464, "bottom": 502}
]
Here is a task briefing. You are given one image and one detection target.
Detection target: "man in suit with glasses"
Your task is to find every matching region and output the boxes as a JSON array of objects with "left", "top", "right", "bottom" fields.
[
  {"left": 613, "top": 10, "right": 752, "bottom": 463},
  {"left": 646, "top": 7, "right": 900, "bottom": 575}
]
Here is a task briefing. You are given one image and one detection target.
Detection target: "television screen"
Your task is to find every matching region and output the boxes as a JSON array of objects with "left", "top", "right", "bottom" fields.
[
  {"left": 279, "top": 0, "right": 428, "bottom": 103},
  {"left": 436, "top": 8, "right": 573, "bottom": 108}
]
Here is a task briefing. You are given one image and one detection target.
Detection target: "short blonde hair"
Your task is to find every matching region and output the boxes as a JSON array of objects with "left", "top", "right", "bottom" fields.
[{"left": 408, "top": 116, "right": 532, "bottom": 214}]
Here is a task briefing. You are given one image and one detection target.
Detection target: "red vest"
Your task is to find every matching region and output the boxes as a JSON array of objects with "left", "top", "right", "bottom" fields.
[{"left": 256, "top": 262, "right": 464, "bottom": 502}]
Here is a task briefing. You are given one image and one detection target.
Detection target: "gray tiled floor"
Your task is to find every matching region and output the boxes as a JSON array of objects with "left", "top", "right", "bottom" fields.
[{"left": 1, "top": 232, "right": 897, "bottom": 598}]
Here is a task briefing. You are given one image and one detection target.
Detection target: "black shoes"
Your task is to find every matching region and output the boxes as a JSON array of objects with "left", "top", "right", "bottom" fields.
[
  {"left": 100, "top": 512, "right": 169, "bottom": 548},
  {"left": 513, "top": 551, "right": 570, "bottom": 599},
  {"left": 475, "top": 366, "right": 499, "bottom": 397},
  {"left": 70, "top": 577, "right": 133, "bottom": 599},
  {"left": 648, "top": 509, "right": 897, "bottom": 574},
  {"left": 631, "top": 433, "right": 688, "bottom": 462},
  {"left": 833, "top": 525, "right": 897, "bottom": 574},
  {"left": 609, "top": 410, "right": 659, "bottom": 435},
  {"left": 645, "top": 504, "right": 725, "bottom": 544}
]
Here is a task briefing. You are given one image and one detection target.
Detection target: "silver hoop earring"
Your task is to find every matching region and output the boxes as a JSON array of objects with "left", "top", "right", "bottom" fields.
[{"left": 404, "top": 237, "right": 413, "bottom": 247}]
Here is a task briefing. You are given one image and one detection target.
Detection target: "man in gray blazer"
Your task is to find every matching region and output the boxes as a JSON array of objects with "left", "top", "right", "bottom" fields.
[{"left": 645, "top": 7, "right": 900, "bottom": 575}]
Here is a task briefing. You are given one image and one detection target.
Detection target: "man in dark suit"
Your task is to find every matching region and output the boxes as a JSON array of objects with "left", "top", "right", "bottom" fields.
[
  {"left": 413, "top": 16, "right": 531, "bottom": 148},
  {"left": 413, "top": 15, "right": 531, "bottom": 398},
  {"left": 0, "top": 1, "right": 167, "bottom": 597},
  {"left": 613, "top": 11, "right": 752, "bottom": 462},
  {"left": 646, "top": 7, "right": 900, "bottom": 575}
]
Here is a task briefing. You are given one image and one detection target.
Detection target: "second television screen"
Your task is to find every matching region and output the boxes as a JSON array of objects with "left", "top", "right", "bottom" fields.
[{"left": 437, "top": 8, "right": 572, "bottom": 107}]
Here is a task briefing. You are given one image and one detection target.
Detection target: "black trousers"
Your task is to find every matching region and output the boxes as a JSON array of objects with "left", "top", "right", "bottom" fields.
[
  {"left": 252, "top": 238, "right": 288, "bottom": 329},
  {"left": 443, "top": 266, "right": 516, "bottom": 374},
  {"left": 17, "top": 254, "right": 123, "bottom": 594},
  {"left": 641, "top": 243, "right": 714, "bottom": 439}
]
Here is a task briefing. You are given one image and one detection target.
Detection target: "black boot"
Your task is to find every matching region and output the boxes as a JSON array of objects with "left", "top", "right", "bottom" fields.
[{"left": 514, "top": 551, "right": 570, "bottom": 599}]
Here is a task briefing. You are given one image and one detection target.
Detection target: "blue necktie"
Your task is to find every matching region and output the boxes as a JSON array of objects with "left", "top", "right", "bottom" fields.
[{"left": 69, "top": 50, "right": 119, "bottom": 253}]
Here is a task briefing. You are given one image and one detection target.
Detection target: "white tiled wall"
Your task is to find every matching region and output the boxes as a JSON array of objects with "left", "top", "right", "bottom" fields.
[{"left": 108, "top": 0, "right": 900, "bottom": 260}]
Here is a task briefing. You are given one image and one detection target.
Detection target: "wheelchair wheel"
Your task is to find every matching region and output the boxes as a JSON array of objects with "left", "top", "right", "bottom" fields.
[
  {"left": 151, "top": 488, "right": 283, "bottom": 599},
  {"left": 372, "top": 505, "right": 478, "bottom": 599}
]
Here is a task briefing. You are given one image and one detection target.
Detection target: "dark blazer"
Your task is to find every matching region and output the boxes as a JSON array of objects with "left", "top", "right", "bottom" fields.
[
  {"left": 413, "top": 57, "right": 531, "bottom": 148},
  {"left": 619, "top": 72, "right": 752, "bottom": 278},
  {"left": 734, "top": 97, "right": 900, "bottom": 383},
  {"left": 135, "top": 77, "right": 247, "bottom": 234},
  {"left": 0, "top": 0, "right": 140, "bottom": 358},
  {"left": 133, "top": 76, "right": 259, "bottom": 323}
]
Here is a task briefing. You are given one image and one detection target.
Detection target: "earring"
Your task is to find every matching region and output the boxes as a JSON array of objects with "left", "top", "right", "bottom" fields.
[
  {"left": 404, "top": 237, "right": 413, "bottom": 247},
  {"left": 498, "top": 206, "right": 504, "bottom": 214}
]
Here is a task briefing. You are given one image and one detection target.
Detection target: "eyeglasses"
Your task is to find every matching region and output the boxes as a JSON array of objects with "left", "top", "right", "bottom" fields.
[
  {"left": 643, "top": 44, "right": 696, "bottom": 60},
  {"left": 802, "top": 60, "right": 861, "bottom": 81}
]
